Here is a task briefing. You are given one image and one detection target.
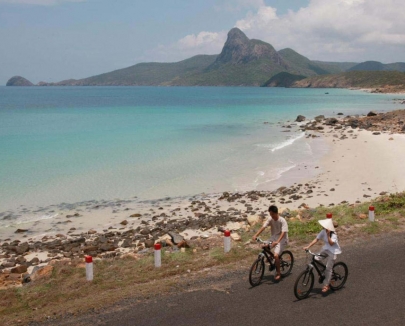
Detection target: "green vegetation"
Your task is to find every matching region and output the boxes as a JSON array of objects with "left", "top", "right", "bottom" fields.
[
  {"left": 76, "top": 54, "right": 217, "bottom": 86},
  {"left": 348, "top": 61, "right": 405, "bottom": 72},
  {"left": 292, "top": 71, "right": 405, "bottom": 89},
  {"left": 261, "top": 72, "right": 307, "bottom": 87}
]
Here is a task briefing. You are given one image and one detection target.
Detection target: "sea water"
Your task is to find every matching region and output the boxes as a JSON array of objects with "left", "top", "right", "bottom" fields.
[{"left": 0, "top": 86, "right": 399, "bottom": 213}]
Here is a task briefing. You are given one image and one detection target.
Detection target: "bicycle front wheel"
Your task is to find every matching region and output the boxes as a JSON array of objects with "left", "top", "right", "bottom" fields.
[
  {"left": 330, "top": 262, "right": 348, "bottom": 290},
  {"left": 280, "top": 250, "right": 294, "bottom": 277},
  {"left": 294, "top": 270, "right": 314, "bottom": 300},
  {"left": 249, "top": 259, "right": 265, "bottom": 287}
]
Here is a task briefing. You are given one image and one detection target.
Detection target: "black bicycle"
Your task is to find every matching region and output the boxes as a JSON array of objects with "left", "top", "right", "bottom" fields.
[
  {"left": 294, "top": 249, "right": 348, "bottom": 300},
  {"left": 249, "top": 238, "right": 294, "bottom": 287}
]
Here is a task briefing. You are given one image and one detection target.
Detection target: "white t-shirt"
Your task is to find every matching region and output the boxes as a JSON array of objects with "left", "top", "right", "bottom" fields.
[
  {"left": 263, "top": 216, "right": 288, "bottom": 243},
  {"left": 316, "top": 229, "right": 342, "bottom": 254}
]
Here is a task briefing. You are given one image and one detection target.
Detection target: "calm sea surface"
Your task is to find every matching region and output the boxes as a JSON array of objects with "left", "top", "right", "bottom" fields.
[{"left": 0, "top": 86, "right": 399, "bottom": 211}]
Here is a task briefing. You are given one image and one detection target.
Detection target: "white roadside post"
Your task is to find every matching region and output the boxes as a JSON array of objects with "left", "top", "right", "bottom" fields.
[
  {"left": 85, "top": 255, "right": 93, "bottom": 281},
  {"left": 369, "top": 206, "right": 375, "bottom": 222},
  {"left": 224, "top": 229, "right": 231, "bottom": 253},
  {"left": 154, "top": 243, "right": 162, "bottom": 268}
]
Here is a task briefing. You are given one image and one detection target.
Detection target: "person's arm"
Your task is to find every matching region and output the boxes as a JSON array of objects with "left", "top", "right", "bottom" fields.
[
  {"left": 303, "top": 238, "right": 318, "bottom": 250},
  {"left": 271, "top": 231, "right": 285, "bottom": 248},
  {"left": 326, "top": 230, "right": 335, "bottom": 246},
  {"left": 252, "top": 226, "right": 266, "bottom": 240}
]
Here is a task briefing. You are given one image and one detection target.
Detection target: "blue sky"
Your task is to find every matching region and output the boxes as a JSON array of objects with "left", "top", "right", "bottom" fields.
[{"left": 0, "top": 0, "right": 404, "bottom": 85}]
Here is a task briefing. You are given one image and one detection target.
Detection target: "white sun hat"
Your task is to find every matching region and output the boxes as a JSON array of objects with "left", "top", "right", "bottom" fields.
[{"left": 318, "top": 218, "right": 335, "bottom": 232}]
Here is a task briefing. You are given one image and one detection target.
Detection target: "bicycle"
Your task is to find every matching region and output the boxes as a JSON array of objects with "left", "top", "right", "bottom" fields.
[
  {"left": 294, "top": 249, "right": 348, "bottom": 300},
  {"left": 249, "top": 237, "right": 294, "bottom": 287}
]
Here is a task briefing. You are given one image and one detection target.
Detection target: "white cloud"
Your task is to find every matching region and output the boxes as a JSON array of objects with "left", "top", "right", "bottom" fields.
[
  {"left": 146, "top": 31, "right": 227, "bottom": 63},
  {"left": 233, "top": 0, "right": 405, "bottom": 61},
  {"left": 0, "top": 0, "right": 85, "bottom": 5}
]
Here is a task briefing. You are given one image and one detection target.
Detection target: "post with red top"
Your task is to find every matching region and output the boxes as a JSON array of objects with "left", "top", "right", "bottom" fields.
[
  {"left": 85, "top": 255, "right": 93, "bottom": 281},
  {"left": 154, "top": 243, "right": 162, "bottom": 268},
  {"left": 369, "top": 206, "right": 375, "bottom": 222},
  {"left": 224, "top": 230, "right": 231, "bottom": 253},
  {"left": 326, "top": 213, "right": 332, "bottom": 219}
]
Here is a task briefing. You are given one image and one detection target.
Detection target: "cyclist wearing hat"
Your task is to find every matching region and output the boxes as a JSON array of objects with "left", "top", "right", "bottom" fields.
[{"left": 303, "top": 216, "right": 342, "bottom": 293}]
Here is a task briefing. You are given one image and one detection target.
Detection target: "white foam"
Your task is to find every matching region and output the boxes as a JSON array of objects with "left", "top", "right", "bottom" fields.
[
  {"left": 270, "top": 132, "right": 305, "bottom": 152},
  {"left": 264, "top": 164, "right": 297, "bottom": 183},
  {"left": 2, "top": 213, "right": 58, "bottom": 228}
]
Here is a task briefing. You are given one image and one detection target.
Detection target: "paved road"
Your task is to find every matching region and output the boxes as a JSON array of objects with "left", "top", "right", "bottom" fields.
[{"left": 48, "top": 232, "right": 405, "bottom": 326}]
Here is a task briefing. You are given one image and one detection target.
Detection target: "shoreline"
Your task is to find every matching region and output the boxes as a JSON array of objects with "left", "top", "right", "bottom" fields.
[
  {"left": 2, "top": 107, "right": 405, "bottom": 285},
  {"left": 2, "top": 109, "right": 405, "bottom": 243}
]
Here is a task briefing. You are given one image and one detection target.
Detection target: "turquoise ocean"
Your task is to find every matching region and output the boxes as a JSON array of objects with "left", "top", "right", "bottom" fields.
[{"left": 0, "top": 86, "right": 400, "bottom": 213}]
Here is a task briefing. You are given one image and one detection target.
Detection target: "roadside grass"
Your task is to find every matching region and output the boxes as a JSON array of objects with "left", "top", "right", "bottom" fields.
[{"left": 1, "top": 193, "right": 405, "bottom": 325}]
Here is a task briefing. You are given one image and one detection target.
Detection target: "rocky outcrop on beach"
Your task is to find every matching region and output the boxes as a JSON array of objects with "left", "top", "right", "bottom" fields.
[
  {"left": 6, "top": 76, "right": 34, "bottom": 86},
  {"left": 299, "top": 109, "right": 405, "bottom": 134}
]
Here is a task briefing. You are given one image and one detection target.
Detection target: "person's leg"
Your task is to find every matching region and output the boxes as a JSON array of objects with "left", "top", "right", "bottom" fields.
[
  {"left": 273, "top": 243, "right": 283, "bottom": 280},
  {"left": 322, "top": 251, "right": 335, "bottom": 292}
]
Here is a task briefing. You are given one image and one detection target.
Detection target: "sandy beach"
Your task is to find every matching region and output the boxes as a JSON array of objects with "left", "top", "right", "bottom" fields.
[
  {"left": 2, "top": 108, "right": 405, "bottom": 243},
  {"left": 2, "top": 107, "right": 405, "bottom": 282}
]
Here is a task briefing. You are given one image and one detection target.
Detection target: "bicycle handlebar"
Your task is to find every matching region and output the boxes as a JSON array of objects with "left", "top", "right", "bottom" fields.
[
  {"left": 256, "top": 237, "right": 272, "bottom": 245},
  {"left": 305, "top": 249, "right": 327, "bottom": 258}
]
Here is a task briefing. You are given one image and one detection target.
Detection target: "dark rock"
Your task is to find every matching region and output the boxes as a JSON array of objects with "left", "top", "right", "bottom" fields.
[
  {"left": 314, "top": 115, "right": 325, "bottom": 122},
  {"left": 11, "top": 265, "right": 28, "bottom": 274},
  {"left": 15, "top": 242, "right": 29, "bottom": 255},
  {"left": 295, "top": 115, "right": 306, "bottom": 122},
  {"left": 367, "top": 111, "right": 378, "bottom": 117},
  {"left": 140, "top": 228, "right": 151, "bottom": 235},
  {"left": 144, "top": 239, "right": 155, "bottom": 248},
  {"left": 15, "top": 229, "right": 28, "bottom": 233},
  {"left": 325, "top": 118, "right": 338, "bottom": 125}
]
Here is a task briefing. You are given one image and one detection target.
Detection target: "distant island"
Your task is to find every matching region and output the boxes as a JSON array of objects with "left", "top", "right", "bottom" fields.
[{"left": 6, "top": 28, "right": 405, "bottom": 91}]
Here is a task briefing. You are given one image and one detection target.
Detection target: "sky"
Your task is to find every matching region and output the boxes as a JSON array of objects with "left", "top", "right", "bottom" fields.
[{"left": 0, "top": 0, "right": 404, "bottom": 85}]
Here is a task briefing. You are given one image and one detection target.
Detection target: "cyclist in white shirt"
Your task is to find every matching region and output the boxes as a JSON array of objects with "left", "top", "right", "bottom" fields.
[
  {"left": 303, "top": 217, "right": 342, "bottom": 293},
  {"left": 253, "top": 205, "right": 288, "bottom": 281}
]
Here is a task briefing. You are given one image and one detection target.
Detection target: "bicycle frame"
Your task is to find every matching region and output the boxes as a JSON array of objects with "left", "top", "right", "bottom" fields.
[
  {"left": 255, "top": 241, "right": 278, "bottom": 272},
  {"left": 306, "top": 254, "right": 327, "bottom": 280}
]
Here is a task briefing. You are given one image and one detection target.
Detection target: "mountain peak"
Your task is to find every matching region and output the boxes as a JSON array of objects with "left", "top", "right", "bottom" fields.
[
  {"left": 212, "top": 28, "right": 286, "bottom": 67},
  {"left": 227, "top": 27, "right": 249, "bottom": 43}
]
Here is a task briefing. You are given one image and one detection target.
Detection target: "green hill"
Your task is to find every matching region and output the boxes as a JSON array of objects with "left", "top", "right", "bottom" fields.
[
  {"left": 291, "top": 71, "right": 405, "bottom": 89},
  {"left": 51, "top": 55, "right": 217, "bottom": 86},
  {"left": 349, "top": 61, "right": 405, "bottom": 72},
  {"left": 261, "top": 72, "right": 307, "bottom": 87},
  {"left": 7, "top": 28, "right": 405, "bottom": 87},
  {"left": 19, "top": 28, "right": 352, "bottom": 87},
  {"left": 277, "top": 48, "right": 331, "bottom": 76}
]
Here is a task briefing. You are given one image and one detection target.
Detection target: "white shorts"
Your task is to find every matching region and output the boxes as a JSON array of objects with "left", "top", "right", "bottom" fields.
[{"left": 272, "top": 242, "right": 285, "bottom": 255}]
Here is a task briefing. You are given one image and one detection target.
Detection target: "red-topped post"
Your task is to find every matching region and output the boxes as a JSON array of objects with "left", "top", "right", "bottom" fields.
[
  {"left": 369, "top": 206, "right": 375, "bottom": 222},
  {"left": 154, "top": 243, "right": 162, "bottom": 268},
  {"left": 85, "top": 255, "right": 93, "bottom": 281},
  {"left": 224, "top": 229, "right": 231, "bottom": 253}
]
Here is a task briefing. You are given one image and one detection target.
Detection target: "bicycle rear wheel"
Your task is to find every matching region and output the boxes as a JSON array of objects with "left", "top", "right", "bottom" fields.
[
  {"left": 279, "top": 250, "right": 294, "bottom": 277},
  {"left": 330, "top": 262, "right": 348, "bottom": 290},
  {"left": 294, "top": 270, "right": 314, "bottom": 300},
  {"left": 249, "top": 259, "right": 265, "bottom": 287}
]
